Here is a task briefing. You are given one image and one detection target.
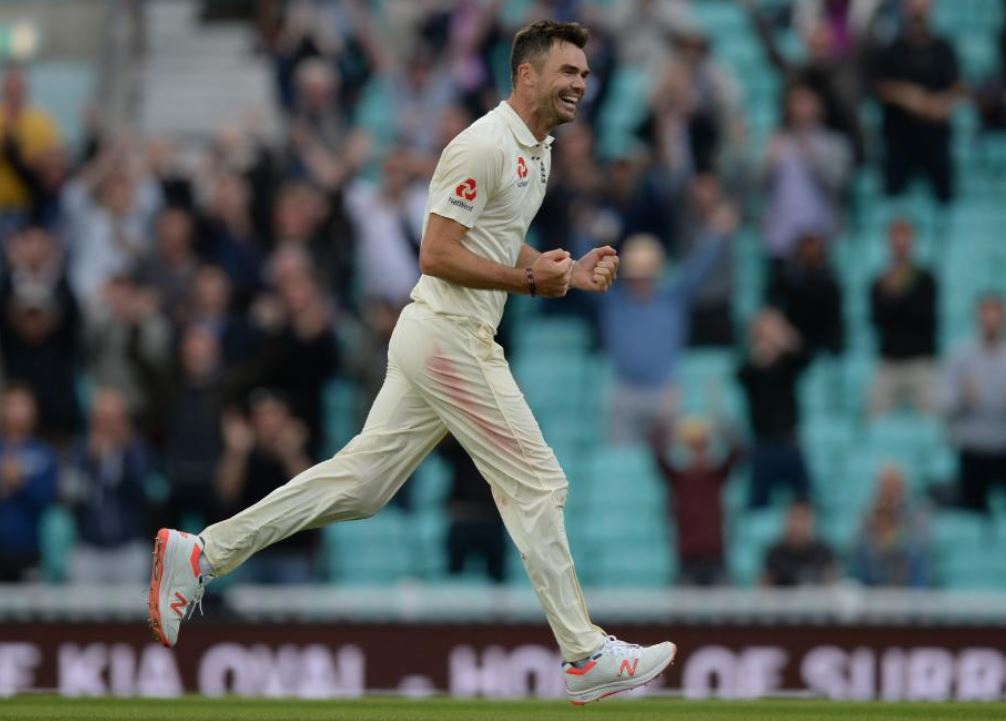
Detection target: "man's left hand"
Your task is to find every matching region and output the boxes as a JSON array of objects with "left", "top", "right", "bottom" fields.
[{"left": 571, "top": 246, "right": 619, "bottom": 292}]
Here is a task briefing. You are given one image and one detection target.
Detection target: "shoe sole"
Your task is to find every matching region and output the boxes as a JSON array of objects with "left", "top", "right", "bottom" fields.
[
  {"left": 147, "top": 529, "right": 171, "bottom": 647},
  {"left": 568, "top": 643, "right": 677, "bottom": 706}
]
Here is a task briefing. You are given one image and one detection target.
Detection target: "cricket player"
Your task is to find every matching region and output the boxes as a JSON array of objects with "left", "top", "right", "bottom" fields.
[{"left": 148, "top": 20, "right": 676, "bottom": 704}]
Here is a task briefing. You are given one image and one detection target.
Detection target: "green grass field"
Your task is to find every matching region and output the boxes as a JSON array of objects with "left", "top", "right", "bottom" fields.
[{"left": 4, "top": 697, "right": 1006, "bottom": 721}]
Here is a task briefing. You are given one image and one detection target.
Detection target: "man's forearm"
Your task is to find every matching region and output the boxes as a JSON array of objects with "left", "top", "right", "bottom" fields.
[
  {"left": 517, "top": 243, "right": 541, "bottom": 269},
  {"left": 421, "top": 240, "right": 529, "bottom": 294}
]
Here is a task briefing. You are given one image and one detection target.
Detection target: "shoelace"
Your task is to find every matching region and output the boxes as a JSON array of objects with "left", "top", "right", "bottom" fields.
[
  {"left": 187, "top": 575, "right": 213, "bottom": 619},
  {"left": 600, "top": 635, "right": 643, "bottom": 659}
]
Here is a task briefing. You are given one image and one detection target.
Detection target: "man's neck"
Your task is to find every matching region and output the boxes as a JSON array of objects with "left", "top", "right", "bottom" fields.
[{"left": 506, "top": 96, "right": 551, "bottom": 142}]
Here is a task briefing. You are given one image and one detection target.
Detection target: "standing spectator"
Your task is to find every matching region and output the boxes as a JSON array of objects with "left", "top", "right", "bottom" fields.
[
  {"left": 738, "top": 309, "right": 813, "bottom": 508},
  {"left": 745, "top": 2, "right": 865, "bottom": 161},
  {"left": 135, "top": 207, "right": 201, "bottom": 326},
  {"left": 344, "top": 146, "right": 425, "bottom": 305},
  {"left": 246, "top": 249, "right": 338, "bottom": 456},
  {"left": 600, "top": 221, "right": 731, "bottom": 445},
  {"left": 942, "top": 294, "right": 1006, "bottom": 513},
  {"left": 763, "top": 84, "right": 852, "bottom": 259},
  {"left": 0, "top": 65, "right": 61, "bottom": 227},
  {"left": 201, "top": 172, "right": 266, "bottom": 308},
  {"left": 762, "top": 501, "right": 838, "bottom": 586},
  {"left": 649, "top": 416, "right": 741, "bottom": 586},
  {"left": 61, "top": 140, "right": 163, "bottom": 303},
  {"left": 183, "top": 265, "right": 258, "bottom": 368},
  {"left": 644, "top": 25, "right": 743, "bottom": 177},
  {"left": 442, "top": 435, "right": 505, "bottom": 584},
  {"left": 0, "top": 225, "right": 79, "bottom": 442},
  {"left": 64, "top": 388, "right": 153, "bottom": 584},
  {"left": 679, "top": 173, "right": 737, "bottom": 347},
  {"left": 767, "top": 231, "right": 845, "bottom": 357},
  {"left": 215, "top": 390, "right": 316, "bottom": 584},
  {"left": 160, "top": 326, "right": 225, "bottom": 532},
  {"left": 0, "top": 384, "right": 58, "bottom": 581},
  {"left": 872, "top": 0, "right": 963, "bottom": 204},
  {"left": 869, "top": 218, "right": 938, "bottom": 416},
  {"left": 81, "top": 275, "right": 172, "bottom": 436},
  {"left": 852, "top": 464, "right": 932, "bottom": 587}
]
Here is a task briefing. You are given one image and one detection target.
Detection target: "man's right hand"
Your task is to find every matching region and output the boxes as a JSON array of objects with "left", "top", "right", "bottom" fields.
[{"left": 531, "top": 249, "right": 573, "bottom": 298}]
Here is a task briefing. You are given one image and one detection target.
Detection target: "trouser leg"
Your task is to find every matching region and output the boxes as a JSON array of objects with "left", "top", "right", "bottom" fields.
[
  {"left": 393, "top": 304, "right": 605, "bottom": 661},
  {"left": 202, "top": 362, "right": 446, "bottom": 575}
]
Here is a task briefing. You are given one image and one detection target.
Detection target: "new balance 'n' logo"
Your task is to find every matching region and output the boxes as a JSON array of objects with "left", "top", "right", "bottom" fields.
[
  {"left": 618, "top": 659, "right": 639, "bottom": 677},
  {"left": 170, "top": 592, "right": 188, "bottom": 617}
]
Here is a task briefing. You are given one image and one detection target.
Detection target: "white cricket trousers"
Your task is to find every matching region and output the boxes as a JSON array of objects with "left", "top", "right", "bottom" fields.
[{"left": 201, "top": 301, "right": 605, "bottom": 661}]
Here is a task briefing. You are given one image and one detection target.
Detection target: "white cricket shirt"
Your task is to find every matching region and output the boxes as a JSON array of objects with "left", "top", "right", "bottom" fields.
[{"left": 411, "top": 100, "right": 553, "bottom": 331}]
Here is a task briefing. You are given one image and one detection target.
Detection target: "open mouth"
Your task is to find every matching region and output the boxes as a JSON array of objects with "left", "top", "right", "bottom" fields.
[{"left": 559, "top": 93, "right": 579, "bottom": 113}]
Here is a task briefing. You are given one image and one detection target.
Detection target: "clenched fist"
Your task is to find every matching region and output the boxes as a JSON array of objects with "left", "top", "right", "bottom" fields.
[{"left": 530, "top": 249, "right": 574, "bottom": 298}]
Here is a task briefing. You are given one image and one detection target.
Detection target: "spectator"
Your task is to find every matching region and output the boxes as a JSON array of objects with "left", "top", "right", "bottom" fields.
[
  {"left": 61, "top": 139, "right": 163, "bottom": 303},
  {"left": 746, "top": 1, "right": 865, "bottom": 161},
  {"left": 649, "top": 416, "right": 741, "bottom": 586},
  {"left": 942, "top": 294, "right": 1006, "bottom": 513},
  {"left": 135, "top": 207, "right": 201, "bottom": 326},
  {"left": 160, "top": 325, "right": 225, "bottom": 532},
  {"left": 869, "top": 218, "right": 938, "bottom": 416},
  {"left": 600, "top": 222, "right": 731, "bottom": 445},
  {"left": 81, "top": 275, "right": 172, "bottom": 436},
  {"left": 872, "top": 0, "right": 964, "bottom": 204},
  {"left": 184, "top": 264, "right": 258, "bottom": 368},
  {"left": 442, "top": 435, "right": 505, "bottom": 584},
  {"left": 852, "top": 464, "right": 932, "bottom": 587},
  {"left": 643, "top": 24, "right": 743, "bottom": 177},
  {"left": 266, "top": 181, "right": 356, "bottom": 311},
  {"left": 245, "top": 249, "right": 338, "bottom": 456},
  {"left": 763, "top": 84, "right": 852, "bottom": 259},
  {"left": 738, "top": 309, "right": 813, "bottom": 507},
  {"left": 0, "top": 64, "right": 61, "bottom": 226},
  {"left": 64, "top": 388, "right": 153, "bottom": 584},
  {"left": 215, "top": 390, "right": 316, "bottom": 584},
  {"left": 0, "top": 384, "right": 58, "bottom": 581},
  {"left": 767, "top": 231, "right": 845, "bottom": 356},
  {"left": 679, "top": 173, "right": 737, "bottom": 347},
  {"left": 762, "top": 501, "right": 838, "bottom": 587},
  {"left": 201, "top": 172, "right": 266, "bottom": 308},
  {"left": 344, "top": 146, "right": 425, "bottom": 305},
  {"left": 0, "top": 225, "right": 80, "bottom": 442}
]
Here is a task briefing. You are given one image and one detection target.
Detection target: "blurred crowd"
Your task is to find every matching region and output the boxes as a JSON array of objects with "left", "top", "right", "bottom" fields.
[{"left": 1, "top": 0, "right": 1005, "bottom": 590}]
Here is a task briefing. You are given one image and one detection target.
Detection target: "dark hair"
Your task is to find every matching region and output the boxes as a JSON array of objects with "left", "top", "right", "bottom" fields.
[{"left": 509, "top": 20, "right": 589, "bottom": 86}]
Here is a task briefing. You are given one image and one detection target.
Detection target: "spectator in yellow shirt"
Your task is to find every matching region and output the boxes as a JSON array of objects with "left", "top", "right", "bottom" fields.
[{"left": 0, "top": 64, "right": 60, "bottom": 214}]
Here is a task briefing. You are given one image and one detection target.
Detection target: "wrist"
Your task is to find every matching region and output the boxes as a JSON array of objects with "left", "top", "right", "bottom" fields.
[{"left": 525, "top": 266, "right": 536, "bottom": 297}]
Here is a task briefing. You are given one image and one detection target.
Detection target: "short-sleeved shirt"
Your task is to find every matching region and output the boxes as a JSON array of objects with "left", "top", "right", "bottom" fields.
[
  {"left": 874, "top": 33, "right": 959, "bottom": 137},
  {"left": 0, "top": 105, "right": 60, "bottom": 210},
  {"left": 411, "top": 101, "right": 553, "bottom": 331}
]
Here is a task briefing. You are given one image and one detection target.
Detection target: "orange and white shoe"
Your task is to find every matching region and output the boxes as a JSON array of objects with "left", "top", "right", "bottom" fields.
[
  {"left": 147, "top": 529, "right": 211, "bottom": 648},
  {"left": 563, "top": 635, "right": 676, "bottom": 705}
]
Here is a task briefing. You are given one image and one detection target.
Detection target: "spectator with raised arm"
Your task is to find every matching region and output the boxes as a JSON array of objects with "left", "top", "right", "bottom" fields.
[
  {"left": 649, "top": 415, "right": 742, "bottom": 586},
  {"left": 738, "top": 309, "right": 814, "bottom": 508},
  {"left": 600, "top": 205, "right": 735, "bottom": 444}
]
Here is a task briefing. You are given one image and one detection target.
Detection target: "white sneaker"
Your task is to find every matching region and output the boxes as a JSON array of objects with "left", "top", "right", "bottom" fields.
[
  {"left": 563, "top": 635, "right": 677, "bottom": 705},
  {"left": 147, "top": 529, "right": 211, "bottom": 647}
]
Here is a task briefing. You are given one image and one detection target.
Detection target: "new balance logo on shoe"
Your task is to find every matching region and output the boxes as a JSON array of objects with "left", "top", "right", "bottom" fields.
[
  {"left": 618, "top": 659, "right": 639, "bottom": 677},
  {"left": 170, "top": 592, "right": 188, "bottom": 618}
]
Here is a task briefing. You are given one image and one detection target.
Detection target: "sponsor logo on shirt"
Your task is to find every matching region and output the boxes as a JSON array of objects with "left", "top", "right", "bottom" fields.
[
  {"left": 516, "top": 156, "right": 530, "bottom": 188},
  {"left": 454, "top": 177, "right": 477, "bottom": 201}
]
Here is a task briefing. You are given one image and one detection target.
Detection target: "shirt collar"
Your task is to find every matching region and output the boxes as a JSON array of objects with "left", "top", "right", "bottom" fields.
[{"left": 496, "top": 101, "right": 554, "bottom": 149}]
